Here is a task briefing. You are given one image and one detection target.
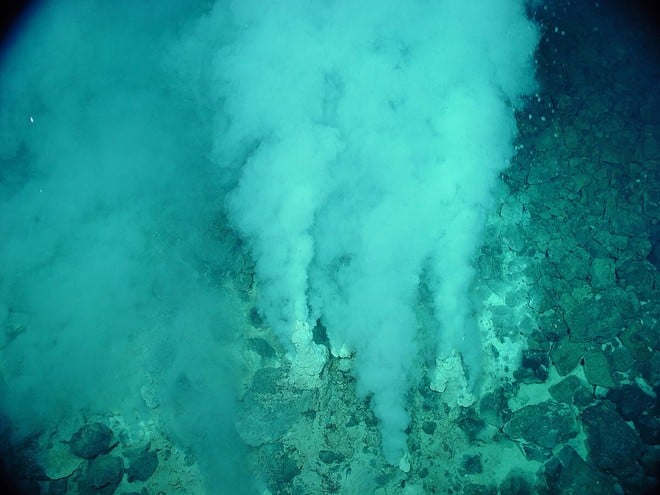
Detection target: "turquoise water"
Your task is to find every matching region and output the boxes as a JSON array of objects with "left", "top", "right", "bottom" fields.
[{"left": 0, "top": 1, "right": 657, "bottom": 494}]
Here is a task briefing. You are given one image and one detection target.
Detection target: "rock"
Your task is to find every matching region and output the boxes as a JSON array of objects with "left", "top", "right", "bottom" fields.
[
  {"left": 609, "top": 204, "right": 647, "bottom": 237},
  {"left": 70, "top": 423, "right": 113, "bottom": 459},
  {"left": 247, "top": 338, "right": 276, "bottom": 358},
  {"left": 421, "top": 421, "right": 437, "bottom": 435},
  {"left": 463, "top": 482, "right": 497, "bottom": 495},
  {"left": 609, "top": 345, "right": 634, "bottom": 373},
  {"left": 47, "top": 478, "right": 68, "bottom": 495},
  {"left": 563, "top": 126, "right": 580, "bottom": 150},
  {"left": 318, "top": 450, "right": 344, "bottom": 464},
  {"left": 503, "top": 400, "right": 578, "bottom": 450},
  {"left": 43, "top": 440, "right": 83, "bottom": 479},
  {"left": 235, "top": 367, "right": 316, "bottom": 447},
  {"left": 648, "top": 238, "right": 660, "bottom": 270},
  {"left": 581, "top": 401, "right": 642, "bottom": 472},
  {"left": 606, "top": 384, "right": 655, "bottom": 421},
  {"left": 573, "top": 387, "right": 594, "bottom": 407},
  {"left": 537, "top": 307, "right": 566, "bottom": 335},
  {"left": 499, "top": 472, "right": 534, "bottom": 495},
  {"left": 589, "top": 257, "right": 616, "bottom": 290},
  {"left": 489, "top": 304, "right": 517, "bottom": 337},
  {"left": 607, "top": 383, "right": 660, "bottom": 445},
  {"left": 457, "top": 408, "right": 486, "bottom": 442},
  {"left": 542, "top": 446, "right": 615, "bottom": 495},
  {"left": 556, "top": 252, "right": 591, "bottom": 282},
  {"left": 8, "top": 448, "right": 47, "bottom": 481},
  {"left": 616, "top": 258, "right": 656, "bottom": 294},
  {"left": 549, "top": 375, "right": 582, "bottom": 404},
  {"left": 634, "top": 412, "right": 660, "bottom": 445},
  {"left": 620, "top": 322, "right": 656, "bottom": 361},
  {"left": 499, "top": 200, "right": 525, "bottom": 223},
  {"left": 126, "top": 450, "right": 158, "bottom": 482},
  {"left": 249, "top": 367, "right": 284, "bottom": 395},
  {"left": 461, "top": 454, "right": 483, "bottom": 474},
  {"left": 514, "top": 350, "right": 550, "bottom": 383},
  {"left": 563, "top": 297, "right": 623, "bottom": 343},
  {"left": 79, "top": 455, "right": 124, "bottom": 495},
  {"left": 258, "top": 444, "right": 300, "bottom": 492},
  {"left": 479, "top": 388, "right": 511, "bottom": 426},
  {"left": 550, "top": 339, "right": 584, "bottom": 376},
  {"left": 582, "top": 351, "right": 615, "bottom": 388},
  {"left": 248, "top": 307, "right": 264, "bottom": 327}
]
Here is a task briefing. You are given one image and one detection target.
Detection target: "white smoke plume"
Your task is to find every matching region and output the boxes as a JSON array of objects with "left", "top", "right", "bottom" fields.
[{"left": 198, "top": 0, "right": 540, "bottom": 462}]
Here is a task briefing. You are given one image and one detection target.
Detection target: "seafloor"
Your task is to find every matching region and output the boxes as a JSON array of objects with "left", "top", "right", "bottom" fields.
[{"left": 1, "top": 1, "right": 658, "bottom": 494}]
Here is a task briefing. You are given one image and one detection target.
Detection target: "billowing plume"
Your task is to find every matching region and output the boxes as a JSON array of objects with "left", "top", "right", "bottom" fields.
[{"left": 204, "top": 0, "right": 540, "bottom": 462}]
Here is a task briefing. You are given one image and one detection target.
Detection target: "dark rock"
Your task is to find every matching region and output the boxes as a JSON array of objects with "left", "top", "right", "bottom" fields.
[
  {"left": 247, "top": 338, "right": 276, "bottom": 358},
  {"left": 318, "top": 450, "right": 344, "bottom": 464},
  {"left": 620, "top": 321, "right": 656, "bottom": 362},
  {"left": 537, "top": 307, "right": 568, "bottom": 339},
  {"left": 499, "top": 472, "right": 534, "bottom": 495},
  {"left": 249, "top": 367, "right": 284, "bottom": 395},
  {"left": 563, "top": 297, "right": 623, "bottom": 343},
  {"left": 542, "top": 446, "right": 615, "bottom": 495},
  {"left": 514, "top": 350, "right": 550, "bottom": 383},
  {"left": 258, "top": 444, "right": 300, "bottom": 491},
  {"left": 248, "top": 307, "right": 264, "bottom": 327},
  {"left": 421, "top": 421, "right": 437, "bottom": 435},
  {"left": 463, "top": 483, "right": 497, "bottom": 495},
  {"left": 589, "top": 257, "right": 616, "bottom": 290},
  {"left": 461, "top": 454, "right": 482, "bottom": 474},
  {"left": 503, "top": 400, "right": 578, "bottom": 449},
  {"left": 582, "top": 351, "right": 615, "bottom": 388},
  {"left": 79, "top": 455, "right": 124, "bottom": 495},
  {"left": 549, "top": 375, "right": 581, "bottom": 404},
  {"left": 375, "top": 473, "right": 391, "bottom": 486},
  {"left": 634, "top": 412, "right": 660, "bottom": 445},
  {"left": 0, "top": 416, "right": 11, "bottom": 456},
  {"left": 457, "top": 409, "right": 486, "bottom": 442},
  {"left": 617, "top": 258, "right": 656, "bottom": 293},
  {"left": 640, "top": 445, "right": 660, "bottom": 476},
  {"left": 573, "top": 387, "right": 594, "bottom": 407},
  {"left": 581, "top": 401, "right": 642, "bottom": 472},
  {"left": 12, "top": 479, "right": 40, "bottom": 495},
  {"left": 609, "top": 345, "right": 634, "bottom": 373},
  {"left": 312, "top": 320, "right": 331, "bottom": 349},
  {"left": 519, "top": 442, "right": 553, "bottom": 462},
  {"left": 126, "top": 450, "right": 158, "bottom": 482},
  {"left": 550, "top": 339, "right": 584, "bottom": 376},
  {"left": 606, "top": 384, "right": 655, "bottom": 421},
  {"left": 11, "top": 449, "right": 47, "bottom": 480},
  {"left": 418, "top": 374, "right": 433, "bottom": 399},
  {"left": 479, "top": 388, "right": 511, "bottom": 425},
  {"left": 47, "top": 478, "right": 68, "bottom": 495},
  {"left": 70, "top": 423, "right": 113, "bottom": 459},
  {"left": 556, "top": 251, "right": 590, "bottom": 282}
]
